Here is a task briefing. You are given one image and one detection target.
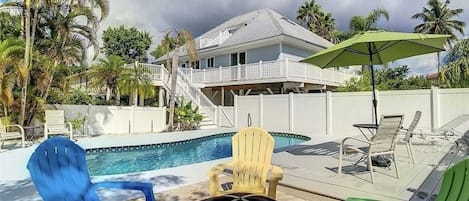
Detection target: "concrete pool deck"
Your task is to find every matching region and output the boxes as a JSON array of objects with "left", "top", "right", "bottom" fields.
[
  {"left": 0, "top": 128, "right": 339, "bottom": 201},
  {"left": 0, "top": 128, "right": 464, "bottom": 201}
]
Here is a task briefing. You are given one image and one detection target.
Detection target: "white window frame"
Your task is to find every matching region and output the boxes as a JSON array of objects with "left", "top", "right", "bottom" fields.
[{"left": 229, "top": 51, "right": 247, "bottom": 66}]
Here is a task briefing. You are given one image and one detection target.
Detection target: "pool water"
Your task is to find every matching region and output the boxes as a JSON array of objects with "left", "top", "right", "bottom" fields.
[{"left": 86, "top": 132, "right": 309, "bottom": 176}]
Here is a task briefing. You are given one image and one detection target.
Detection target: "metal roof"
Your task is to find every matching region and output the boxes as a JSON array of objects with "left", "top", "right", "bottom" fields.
[{"left": 155, "top": 8, "right": 333, "bottom": 62}]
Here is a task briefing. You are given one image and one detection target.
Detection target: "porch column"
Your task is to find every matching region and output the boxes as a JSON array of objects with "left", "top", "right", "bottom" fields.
[
  {"left": 159, "top": 87, "right": 164, "bottom": 107},
  {"left": 221, "top": 87, "right": 225, "bottom": 106}
]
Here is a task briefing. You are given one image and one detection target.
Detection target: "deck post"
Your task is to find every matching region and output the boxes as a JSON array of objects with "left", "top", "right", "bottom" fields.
[
  {"left": 304, "top": 62, "right": 307, "bottom": 81},
  {"left": 203, "top": 69, "right": 206, "bottom": 83},
  {"left": 158, "top": 87, "right": 164, "bottom": 107},
  {"left": 259, "top": 60, "right": 263, "bottom": 78},
  {"left": 219, "top": 66, "right": 222, "bottom": 82},
  {"left": 190, "top": 68, "right": 193, "bottom": 82},
  {"left": 237, "top": 64, "right": 241, "bottom": 80},
  {"left": 285, "top": 58, "right": 289, "bottom": 77}
]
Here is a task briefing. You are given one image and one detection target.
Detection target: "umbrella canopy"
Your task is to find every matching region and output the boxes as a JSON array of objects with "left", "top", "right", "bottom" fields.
[{"left": 301, "top": 31, "right": 450, "bottom": 124}]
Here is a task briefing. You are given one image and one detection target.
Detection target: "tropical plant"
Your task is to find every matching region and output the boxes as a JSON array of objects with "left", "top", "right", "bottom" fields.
[
  {"left": 170, "top": 98, "right": 204, "bottom": 130},
  {"left": 88, "top": 55, "right": 126, "bottom": 103},
  {"left": 412, "top": 0, "right": 465, "bottom": 86},
  {"left": 440, "top": 39, "right": 469, "bottom": 88},
  {"left": 102, "top": 25, "right": 152, "bottom": 63},
  {"left": 119, "top": 62, "right": 155, "bottom": 106},
  {"left": 63, "top": 89, "right": 96, "bottom": 105},
  {"left": 0, "top": 38, "right": 24, "bottom": 117},
  {"left": 296, "top": 0, "right": 339, "bottom": 43},
  {"left": 0, "top": 12, "right": 21, "bottom": 40},
  {"left": 167, "top": 29, "right": 198, "bottom": 131}
]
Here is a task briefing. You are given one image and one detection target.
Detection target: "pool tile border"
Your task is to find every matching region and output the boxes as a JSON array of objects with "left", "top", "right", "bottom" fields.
[{"left": 85, "top": 132, "right": 310, "bottom": 154}]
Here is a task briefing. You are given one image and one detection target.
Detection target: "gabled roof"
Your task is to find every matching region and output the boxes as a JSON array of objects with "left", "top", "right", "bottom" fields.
[{"left": 155, "top": 8, "right": 333, "bottom": 62}]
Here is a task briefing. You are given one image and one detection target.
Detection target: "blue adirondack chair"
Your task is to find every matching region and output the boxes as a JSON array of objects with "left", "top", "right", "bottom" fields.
[{"left": 27, "top": 137, "right": 156, "bottom": 201}]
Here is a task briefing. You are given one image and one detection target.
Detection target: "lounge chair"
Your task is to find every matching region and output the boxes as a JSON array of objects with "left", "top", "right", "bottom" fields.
[
  {"left": 208, "top": 127, "right": 283, "bottom": 199},
  {"left": 44, "top": 110, "right": 73, "bottom": 140},
  {"left": 421, "top": 114, "right": 469, "bottom": 140},
  {"left": 338, "top": 114, "right": 404, "bottom": 183},
  {"left": 434, "top": 158, "right": 469, "bottom": 201},
  {"left": 0, "top": 120, "right": 25, "bottom": 148},
  {"left": 27, "top": 137, "right": 156, "bottom": 201},
  {"left": 400, "top": 111, "right": 422, "bottom": 164}
]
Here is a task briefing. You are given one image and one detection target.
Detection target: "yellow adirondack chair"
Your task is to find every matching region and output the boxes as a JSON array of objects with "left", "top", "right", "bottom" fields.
[{"left": 208, "top": 127, "right": 283, "bottom": 199}]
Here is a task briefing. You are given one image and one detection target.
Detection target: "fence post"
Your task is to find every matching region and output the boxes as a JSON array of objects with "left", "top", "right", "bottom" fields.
[
  {"left": 326, "top": 91, "right": 332, "bottom": 136},
  {"left": 159, "top": 87, "right": 164, "bottom": 107},
  {"left": 216, "top": 106, "right": 220, "bottom": 127},
  {"left": 234, "top": 95, "right": 238, "bottom": 128},
  {"left": 431, "top": 86, "right": 440, "bottom": 130},
  {"left": 289, "top": 93, "right": 294, "bottom": 132},
  {"left": 259, "top": 94, "right": 264, "bottom": 128},
  {"left": 237, "top": 64, "right": 241, "bottom": 80}
]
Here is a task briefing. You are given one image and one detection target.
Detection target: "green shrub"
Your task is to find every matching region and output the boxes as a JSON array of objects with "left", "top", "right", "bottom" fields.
[
  {"left": 169, "top": 98, "right": 204, "bottom": 131},
  {"left": 63, "top": 89, "right": 95, "bottom": 105}
]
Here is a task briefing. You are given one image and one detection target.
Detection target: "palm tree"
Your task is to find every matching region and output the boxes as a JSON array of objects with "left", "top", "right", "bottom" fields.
[
  {"left": 168, "top": 29, "right": 198, "bottom": 131},
  {"left": 412, "top": 0, "right": 465, "bottom": 86},
  {"left": 88, "top": 55, "right": 126, "bottom": 103},
  {"left": 296, "top": 0, "right": 339, "bottom": 43},
  {"left": 0, "top": 38, "right": 25, "bottom": 116},
  {"left": 119, "top": 62, "right": 154, "bottom": 106},
  {"left": 440, "top": 38, "right": 469, "bottom": 88},
  {"left": 350, "top": 8, "right": 389, "bottom": 33}
]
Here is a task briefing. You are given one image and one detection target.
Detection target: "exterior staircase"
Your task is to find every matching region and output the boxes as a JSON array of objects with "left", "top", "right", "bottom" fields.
[{"left": 137, "top": 63, "right": 218, "bottom": 129}]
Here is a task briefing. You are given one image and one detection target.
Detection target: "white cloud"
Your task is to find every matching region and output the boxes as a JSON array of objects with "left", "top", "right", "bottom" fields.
[{"left": 95, "top": 0, "right": 469, "bottom": 73}]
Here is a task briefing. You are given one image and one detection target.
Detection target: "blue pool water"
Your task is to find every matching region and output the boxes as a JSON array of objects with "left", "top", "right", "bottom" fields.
[{"left": 86, "top": 132, "right": 309, "bottom": 176}]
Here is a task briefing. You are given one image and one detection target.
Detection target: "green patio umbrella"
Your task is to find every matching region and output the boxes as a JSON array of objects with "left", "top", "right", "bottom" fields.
[{"left": 302, "top": 31, "right": 450, "bottom": 125}]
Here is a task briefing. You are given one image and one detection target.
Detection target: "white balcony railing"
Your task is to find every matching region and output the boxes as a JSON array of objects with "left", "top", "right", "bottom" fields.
[{"left": 179, "top": 59, "right": 355, "bottom": 86}]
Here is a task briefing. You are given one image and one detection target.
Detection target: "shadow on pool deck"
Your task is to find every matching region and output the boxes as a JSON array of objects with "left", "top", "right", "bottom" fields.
[{"left": 0, "top": 173, "right": 187, "bottom": 201}]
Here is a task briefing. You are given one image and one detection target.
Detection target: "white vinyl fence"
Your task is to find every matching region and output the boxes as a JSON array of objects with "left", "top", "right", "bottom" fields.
[
  {"left": 50, "top": 105, "right": 166, "bottom": 135},
  {"left": 234, "top": 87, "right": 469, "bottom": 138}
]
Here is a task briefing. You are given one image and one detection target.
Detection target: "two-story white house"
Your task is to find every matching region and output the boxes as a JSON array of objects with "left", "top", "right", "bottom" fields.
[{"left": 154, "top": 8, "right": 356, "bottom": 106}]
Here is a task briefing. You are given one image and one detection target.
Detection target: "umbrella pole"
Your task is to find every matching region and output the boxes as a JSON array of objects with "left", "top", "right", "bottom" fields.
[{"left": 367, "top": 43, "right": 378, "bottom": 125}]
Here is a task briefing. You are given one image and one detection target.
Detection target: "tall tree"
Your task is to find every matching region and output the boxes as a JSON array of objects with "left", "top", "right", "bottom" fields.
[
  {"left": 168, "top": 29, "right": 198, "bottom": 131},
  {"left": 412, "top": 0, "right": 465, "bottom": 86},
  {"left": 350, "top": 8, "right": 389, "bottom": 33},
  {"left": 119, "top": 62, "right": 154, "bottom": 106},
  {"left": 88, "top": 55, "right": 126, "bottom": 103},
  {"left": 296, "top": 0, "right": 339, "bottom": 43},
  {"left": 102, "top": 26, "right": 152, "bottom": 63},
  {"left": 440, "top": 38, "right": 469, "bottom": 88},
  {"left": 150, "top": 32, "right": 176, "bottom": 68}
]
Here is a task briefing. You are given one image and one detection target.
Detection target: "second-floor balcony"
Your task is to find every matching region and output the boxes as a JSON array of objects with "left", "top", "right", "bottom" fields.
[{"left": 178, "top": 59, "right": 357, "bottom": 88}]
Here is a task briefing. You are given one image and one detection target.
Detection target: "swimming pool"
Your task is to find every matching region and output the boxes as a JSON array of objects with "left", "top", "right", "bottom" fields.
[{"left": 86, "top": 132, "right": 309, "bottom": 176}]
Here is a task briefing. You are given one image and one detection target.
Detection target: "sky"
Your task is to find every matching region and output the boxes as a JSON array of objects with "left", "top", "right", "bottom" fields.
[{"left": 96, "top": 0, "right": 468, "bottom": 75}]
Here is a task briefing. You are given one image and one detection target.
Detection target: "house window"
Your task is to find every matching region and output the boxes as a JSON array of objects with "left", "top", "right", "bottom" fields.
[
  {"left": 239, "top": 52, "right": 246, "bottom": 65},
  {"left": 191, "top": 60, "right": 200, "bottom": 69},
  {"left": 230, "top": 53, "right": 238, "bottom": 66},
  {"left": 230, "top": 52, "right": 246, "bottom": 66},
  {"left": 181, "top": 63, "right": 186, "bottom": 68},
  {"left": 207, "top": 57, "right": 214, "bottom": 68}
]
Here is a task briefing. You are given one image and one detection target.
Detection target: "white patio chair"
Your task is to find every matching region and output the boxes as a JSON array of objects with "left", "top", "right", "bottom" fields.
[
  {"left": 44, "top": 110, "right": 73, "bottom": 140},
  {"left": 400, "top": 111, "right": 422, "bottom": 164},
  {"left": 338, "top": 114, "right": 404, "bottom": 183},
  {"left": 0, "top": 121, "right": 25, "bottom": 148}
]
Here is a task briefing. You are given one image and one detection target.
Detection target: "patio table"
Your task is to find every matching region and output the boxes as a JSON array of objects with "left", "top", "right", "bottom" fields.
[
  {"left": 23, "top": 125, "right": 43, "bottom": 144},
  {"left": 353, "top": 124, "right": 378, "bottom": 141},
  {"left": 200, "top": 193, "right": 275, "bottom": 201}
]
